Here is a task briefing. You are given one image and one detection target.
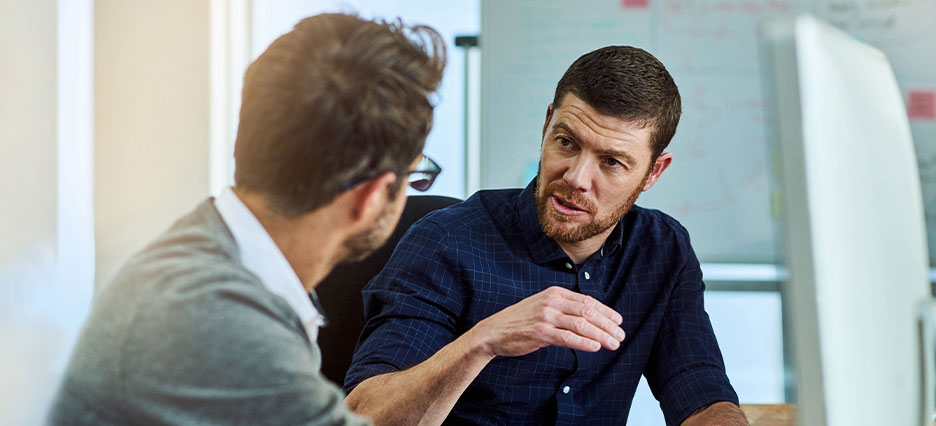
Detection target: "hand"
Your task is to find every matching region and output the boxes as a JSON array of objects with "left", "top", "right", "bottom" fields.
[{"left": 469, "top": 286, "right": 625, "bottom": 358}]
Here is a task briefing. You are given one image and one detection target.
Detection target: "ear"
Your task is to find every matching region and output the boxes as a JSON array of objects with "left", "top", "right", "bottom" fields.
[
  {"left": 642, "top": 152, "right": 673, "bottom": 192},
  {"left": 541, "top": 103, "right": 555, "bottom": 142},
  {"left": 349, "top": 171, "right": 398, "bottom": 224}
]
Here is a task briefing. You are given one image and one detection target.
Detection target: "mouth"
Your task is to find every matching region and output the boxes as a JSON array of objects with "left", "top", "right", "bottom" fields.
[{"left": 551, "top": 195, "right": 587, "bottom": 216}]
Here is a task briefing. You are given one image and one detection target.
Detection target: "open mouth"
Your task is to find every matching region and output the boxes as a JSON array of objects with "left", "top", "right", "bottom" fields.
[{"left": 551, "top": 195, "right": 587, "bottom": 216}]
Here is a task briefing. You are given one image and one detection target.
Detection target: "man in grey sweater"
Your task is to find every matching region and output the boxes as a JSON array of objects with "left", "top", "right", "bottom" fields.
[{"left": 49, "top": 13, "right": 446, "bottom": 425}]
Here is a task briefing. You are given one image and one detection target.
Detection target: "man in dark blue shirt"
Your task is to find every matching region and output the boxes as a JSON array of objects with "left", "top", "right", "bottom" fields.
[{"left": 343, "top": 46, "right": 746, "bottom": 426}]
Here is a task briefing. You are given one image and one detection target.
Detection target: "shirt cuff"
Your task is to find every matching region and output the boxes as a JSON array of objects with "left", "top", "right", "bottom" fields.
[
  {"left": 342, "top": 360, "right": 402, "bottom": 394},
  {"left": 657, "top": 365, "right": 740, "bottom": 426}
]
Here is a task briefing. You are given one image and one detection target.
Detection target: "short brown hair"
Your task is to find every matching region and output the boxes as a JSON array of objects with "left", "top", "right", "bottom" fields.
[
  {"left": 552, "top": 46, "right": 680, "bottom": 159},
  {"left": 234, "top": 14, "right": 446, "bottom": 216}
]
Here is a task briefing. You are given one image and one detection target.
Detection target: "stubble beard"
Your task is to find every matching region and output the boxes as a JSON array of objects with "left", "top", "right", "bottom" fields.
[
  {"left": 535, "top": 169, "right": 649, "bottom": 243},
  {"left": 342, "top": 202, "right": 396, "bottom": 263}
]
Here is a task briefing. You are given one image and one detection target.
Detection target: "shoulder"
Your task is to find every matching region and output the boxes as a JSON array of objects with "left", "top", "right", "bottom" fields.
[
  {"left": 125, "top": 199, "right": 239, "bottom": 271},
  {"left": 58, "top": 201, "right": 312, "bottom": 421},
  {"left": 113, "top": 202, "right": 301, "bottom": 338},
  {"left": 626, "top": 204, "right": 692, "bottom": 242},
  {"left": 104, "top": 200, "right": 265, "bottom": 304},
  {"left": 621, "top": 205, "right": 695, "bottom": 261},
  {"left": 95, "top": 201, "right": 304, "bottom": 351}
]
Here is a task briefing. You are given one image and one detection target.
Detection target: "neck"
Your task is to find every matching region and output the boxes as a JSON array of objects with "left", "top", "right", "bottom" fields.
[
  {"left": 234, "top": 188, "right": 346, "bottom": 292},
  {"left": 557, "top": 227, "right": 614, "bottom": 265}
]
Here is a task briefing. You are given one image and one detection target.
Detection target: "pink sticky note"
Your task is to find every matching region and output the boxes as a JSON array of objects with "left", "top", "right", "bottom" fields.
[
  {"left": 907, "top": 90, "right": 936, "bottom": 120},
  {"left": 622, "top": 0, "right": 649, "bottom": 9}
]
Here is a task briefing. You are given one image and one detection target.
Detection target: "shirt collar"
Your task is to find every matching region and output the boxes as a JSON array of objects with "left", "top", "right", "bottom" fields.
[
  {"left": 516, "top": 180, "right": 625, "bottom": 265},
  {"left": 214, "top": 187, "right": 326, "bottom": 341}
]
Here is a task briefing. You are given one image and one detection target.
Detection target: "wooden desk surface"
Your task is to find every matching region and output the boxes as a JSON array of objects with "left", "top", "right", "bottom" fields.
[
  {"left": 741, "top": 404, "right": 796, "bottom": 426},
  {"left": 740, "top": 404, "right": 936, "bottom": 425}
]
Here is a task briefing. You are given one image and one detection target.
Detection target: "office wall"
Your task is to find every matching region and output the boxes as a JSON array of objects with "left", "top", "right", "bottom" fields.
[
  {"left": 0, "top": 0, "right": 58, "bottom": 285},
  {"left": 1, "top": 1, "right": 97, "bottom": 423},
  {"left": 0, "top": 2, "right": 211, "bottom": 421},
  {"left": 0, "top": 1, "right": 59, "bottom": 424},
  {"left": 481, "top": 0, "right": 936, "bottom": 264},
  {"left": 94, "top": 0, "right": 212, "bottom": 286}
]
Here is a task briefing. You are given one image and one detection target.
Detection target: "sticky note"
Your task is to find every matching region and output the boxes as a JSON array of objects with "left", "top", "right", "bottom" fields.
[
  {"left": 907, "top": 90, "right": 936, "bottom": 120},
  {"left": 622, "top": 0, "right": 650, "bottom": 9}
]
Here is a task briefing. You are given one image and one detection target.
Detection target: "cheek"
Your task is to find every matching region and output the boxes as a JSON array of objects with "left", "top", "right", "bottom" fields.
[
  {"left": 595, "top": 178, "right": 641, "bottom": 207},
  {"left": 539, "top": 153, "right": 569, "bottom": 179}
]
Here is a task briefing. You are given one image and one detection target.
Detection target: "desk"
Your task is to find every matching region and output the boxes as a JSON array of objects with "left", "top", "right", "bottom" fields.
[{"left": 741, "top": 404, "right": 795, "bottom": 426}]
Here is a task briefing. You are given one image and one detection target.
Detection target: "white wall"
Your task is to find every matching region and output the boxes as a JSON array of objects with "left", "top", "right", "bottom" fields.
[
  {"left": 0, "top": 2, "right": 213, "bottom": 423},
  {"left": 0, "top": 1, "right": 60, "bottom": 424},
  {"left": 0, "top": 1, "right": 95, "bottom": 424},
  {"left": 0, "top": 1, "right": 58, "bottom": 283},
  {"left": 94, "top": 0, "right": 212, "bottom": 286}
]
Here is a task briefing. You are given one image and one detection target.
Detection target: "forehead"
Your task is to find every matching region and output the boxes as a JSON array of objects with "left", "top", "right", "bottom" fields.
[{"left": 549, "top": 94, "right": 654, "bottom": 157}]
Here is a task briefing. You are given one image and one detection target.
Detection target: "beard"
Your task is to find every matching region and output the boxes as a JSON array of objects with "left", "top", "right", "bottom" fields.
[
  {"left": 341, "top": 201, "right": 397, "bottom": 263},
  {"left": 535, "top": 168, "right": 649, "bottom": 243}
]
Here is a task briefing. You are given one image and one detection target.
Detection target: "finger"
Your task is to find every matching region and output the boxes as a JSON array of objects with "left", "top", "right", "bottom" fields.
[
  {"left": 543, "top": 328, "right": 604, "bottom": 352},
  {"left": 553, "top": 313, "right": 621, "bottom": 350},
  {"left": 551, "top": 287, "right": 623, "bottom": 325},
  {"left": 551, "top": 296, "right": 625, "bottom": 341}
]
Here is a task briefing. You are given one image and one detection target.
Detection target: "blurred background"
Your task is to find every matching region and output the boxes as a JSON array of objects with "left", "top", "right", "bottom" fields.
[{"left": 1, "top": 0, "right": 934, "bottom": 424}]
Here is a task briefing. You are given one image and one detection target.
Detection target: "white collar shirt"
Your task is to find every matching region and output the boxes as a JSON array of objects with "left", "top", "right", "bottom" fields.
[{"left": 214, "top": 187, "right": 327, "bottom": 342}]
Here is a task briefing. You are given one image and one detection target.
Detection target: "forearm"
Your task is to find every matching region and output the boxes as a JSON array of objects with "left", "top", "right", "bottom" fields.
[
  {"left": 345, "top": 286, "right": 624, "bottom": 425},
  {"left": 345, "top": 328, "right": 494, "bottom": 426},
  {"left": 681, "top": 401, "right": 749, "bottom": 426}
]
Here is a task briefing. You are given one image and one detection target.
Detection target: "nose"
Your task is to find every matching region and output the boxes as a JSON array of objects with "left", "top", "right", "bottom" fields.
[{"left": 562, "top": 155, "right": 593, "bottom": 193}]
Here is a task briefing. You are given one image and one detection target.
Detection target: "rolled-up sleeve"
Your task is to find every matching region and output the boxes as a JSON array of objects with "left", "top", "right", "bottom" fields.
[
  {"left": 643, "top": 227, "right": 740, "bottom": 426},
  {"left": 343, "top": 217, "right": 464, "bottom": 393}
]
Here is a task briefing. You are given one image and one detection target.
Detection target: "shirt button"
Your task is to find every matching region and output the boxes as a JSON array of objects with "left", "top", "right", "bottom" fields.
[
  {"left": 584, "top": 272, "right": 590, "bottom": 280},
  {"left": 562, "top": 386, "right": 571, "bottom": 394},
  {"left": 564, "top": 262, "right": 573, "bottom": 270}
]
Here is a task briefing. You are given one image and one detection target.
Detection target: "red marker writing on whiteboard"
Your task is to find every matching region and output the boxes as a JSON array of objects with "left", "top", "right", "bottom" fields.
[
  {"left": 622, "top": 0, "right": 649, "bottom": 9},
  {"left": 907, "top": 90, "right": 935, "bottom": 120}
]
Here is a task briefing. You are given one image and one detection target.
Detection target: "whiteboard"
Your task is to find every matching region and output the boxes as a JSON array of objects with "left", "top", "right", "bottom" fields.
[{"left": 481, "top": 0, "right": 936, "bottom": 264}]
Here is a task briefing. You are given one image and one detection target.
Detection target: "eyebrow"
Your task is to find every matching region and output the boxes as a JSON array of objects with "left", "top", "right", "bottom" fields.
[{"left": 553, "top": 121, "right": 639, "bottom": 167}]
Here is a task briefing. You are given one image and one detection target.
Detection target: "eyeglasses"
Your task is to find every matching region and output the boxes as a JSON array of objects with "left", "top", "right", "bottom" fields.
[
  {"left": 341, "top": 154, "right": 442, "bottom": 193},
  {"left": 406, "top": 155, "right": 442, "bottom": 191}
]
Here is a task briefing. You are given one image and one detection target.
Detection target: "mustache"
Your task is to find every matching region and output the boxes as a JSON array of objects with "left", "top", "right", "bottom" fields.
[{"left": 544, "top": 181, "right": 596, "bottom": 213}]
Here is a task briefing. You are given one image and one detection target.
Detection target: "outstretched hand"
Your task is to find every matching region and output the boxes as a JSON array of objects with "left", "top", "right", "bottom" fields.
[{"left": 470, "top": 286, "right": 625, "bottom": 358}]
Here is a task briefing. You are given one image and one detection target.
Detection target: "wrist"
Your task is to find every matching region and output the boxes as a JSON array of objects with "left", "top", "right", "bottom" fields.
[{"left": 459, "top": 324, "right": 497, "bottom": 362}]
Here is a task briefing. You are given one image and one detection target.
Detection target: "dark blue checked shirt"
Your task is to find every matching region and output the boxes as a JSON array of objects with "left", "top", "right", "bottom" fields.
[{"left": 344, "top": 182, "right": 738, "bottom": 426}]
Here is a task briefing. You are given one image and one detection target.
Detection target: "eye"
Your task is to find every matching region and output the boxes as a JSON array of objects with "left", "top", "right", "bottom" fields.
[
  {"left": 557, "top": 136, "right": 572, "bottom": 147},
  {"left": 603, "top": 157, "right": 621, "bottom": 168}
]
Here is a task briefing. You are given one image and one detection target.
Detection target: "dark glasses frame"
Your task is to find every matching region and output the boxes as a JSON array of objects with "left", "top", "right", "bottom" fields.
[{"left": 341, "top": 154, "right": 442, "bottom": 193}]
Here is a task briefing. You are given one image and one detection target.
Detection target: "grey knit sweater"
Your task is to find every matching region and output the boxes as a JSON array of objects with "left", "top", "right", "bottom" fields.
[{"left": 48, "top": 199, "right": 370, "bottom": 425}]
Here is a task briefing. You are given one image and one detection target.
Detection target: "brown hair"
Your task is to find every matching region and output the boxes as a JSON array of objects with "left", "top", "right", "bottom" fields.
[
  {"left": 552, "top": 46, "right": 680, "bottom": 159},
  {"left": 234, "top": 14, "right": 446, "bottom": 216}
]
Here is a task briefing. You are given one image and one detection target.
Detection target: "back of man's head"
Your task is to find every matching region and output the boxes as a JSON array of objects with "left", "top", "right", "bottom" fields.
[
  {"left": 552, "top": 46, "right": 680, "bottom": 160},
  {"left": 234, "top": 14, "right": 446, "bottom": 217}
]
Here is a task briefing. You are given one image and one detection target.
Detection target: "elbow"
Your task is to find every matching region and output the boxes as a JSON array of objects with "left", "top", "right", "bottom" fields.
[
  {"left": 344, "top": 376, "right": 385, "bottom": 420},
  {"left": 344, "top": 384, "right": 367, "bottom": 414}
]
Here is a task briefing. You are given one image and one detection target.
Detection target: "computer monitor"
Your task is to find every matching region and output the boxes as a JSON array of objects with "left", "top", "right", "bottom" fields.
[{"left": 761, "top": 14, "right": 932, "bottom": 426}]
